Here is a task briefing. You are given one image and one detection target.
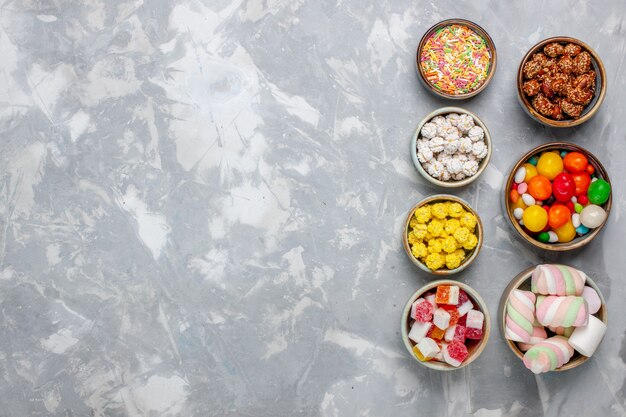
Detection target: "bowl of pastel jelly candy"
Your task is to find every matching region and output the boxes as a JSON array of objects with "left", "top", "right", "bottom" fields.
[
  {"left": 504, "top": 142, "right": 611, "bottom": 251},
  {"left": 499, "top": 264, "right": 607, "bottom": 373},
  {"left": 401, "top": 280, "right": 490, "bottom": 370}
]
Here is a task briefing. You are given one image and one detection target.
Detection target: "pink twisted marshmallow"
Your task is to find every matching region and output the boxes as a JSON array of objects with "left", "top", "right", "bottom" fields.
[
  {"left": 523, "top": 335, "right": 574, "bottom": 374},
  {"left": 535, "top": 295, "right": 589, "bottom": 328},
  {"left": 531, "top": 264, "right": 587, "bottom": 296},
  {"left": 505, "top": 290, "right": 536, "bottom": 343}
]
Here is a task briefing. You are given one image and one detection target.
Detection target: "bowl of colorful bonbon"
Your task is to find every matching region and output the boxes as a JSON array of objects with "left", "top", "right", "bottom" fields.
[
  {"left": 402, "top": 280, "right": 490, "bottom": 370},
  {"left": 504, "top": 142, "right": 611, "bottom": 251},
  {"left": 416, "top": 19, "right": 497, "bottom": 99},
  {"left": 499, "top": 265, "right": 607, "bottom": 373},
  {"left": 403, "top": 195, "right": 483, "bottom": 275}
]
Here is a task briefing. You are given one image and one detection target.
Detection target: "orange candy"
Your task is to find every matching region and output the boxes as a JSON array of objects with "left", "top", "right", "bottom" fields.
[
  {"left": 527, "top": 175, "right": 552, "bottom": 200},
  {"left": 510, "top": 189, "right": 520, "bottom": 203},
  {"left": 548, "top": 204, "right": 570, "bottom": 229},
  {"left": 571, "top": 172, "right": 591, "bottom": 196},
  {"left": 427, "top": 326, "right": 445, "bottom": 340},
  {"left": 586, "top": 164, "right": 595, "bottom": 175},
  {"left": 563, "top": 152, "right": 588, "bottom": 173}
]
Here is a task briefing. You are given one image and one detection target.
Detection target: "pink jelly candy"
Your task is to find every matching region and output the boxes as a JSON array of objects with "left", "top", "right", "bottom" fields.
[
  {"left": 444, "top": 341, "right": 468, "bottom": 367},
  {"left": 444, "top": 324, "right": 467, "bottom": 343},
  {"left": 456, "top": 290, "right": 469, "bottom": 307},
  {"left": 411, "top": 298, "right": 434, "bottom": 323},
  {"left": 465, "top": 327, "right": 483, "bottom": 340}
]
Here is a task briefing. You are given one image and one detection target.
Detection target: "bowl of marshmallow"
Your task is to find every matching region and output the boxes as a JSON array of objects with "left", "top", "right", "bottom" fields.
[{"left": 499, "top": 264, "right": 607, "bottom": 373}]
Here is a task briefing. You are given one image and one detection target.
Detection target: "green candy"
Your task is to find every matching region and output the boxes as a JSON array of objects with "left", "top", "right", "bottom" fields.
[
  {"left": 528, "top": 156, "right": 539, "bottom": 166},
  {"left": 587, "top": 179, "right": 611, "bottom": 205},
  {"left": 575, "top": 203, "right": 583, "bottom": 213},
  {"left": 537, "top": 232, "right": 550, "bottom": 243}
]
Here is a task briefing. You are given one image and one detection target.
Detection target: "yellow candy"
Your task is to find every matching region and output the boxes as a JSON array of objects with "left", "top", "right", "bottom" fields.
[
  {"left": 459, "top": 212, "right": 477, "bottom": 230},
  {"left": 453, "top": 227, "right": 471, "bottom": 244},
  {"left": 427, "top": 238, "right": 443, "bottom": 254},
  {"left": 411, "top": 242, "right": 428, "bottom": 258},
  {"left": 425, "top": 252, "right": 445, "bottom": 270},
  {"left": 536, "top": 152, "right": 564, "bottom": 181},
  {"left": 444, "top": 218, "right": 460, "bottom": 234},
  {"left": 446, "top": 253, "right": 462, "bottom": 270},
  {"left": 448, "top": 202, "right": 464, "bottom": 218},
  {"left": 441, "top": 235, "right": 458, "bottom": 253},
  {"left": 462, "top": 233, "right": 478, "bottom": 250},
  {"left": 412, "top": 344, "right": 433, "bottom": 361},
  {"left": 431, "top": 203, "right": 448, "bottom": 219},
  {"left": 412, "top": 223, "right": 428, "bottom": 240},
  {"left": 414, "top": 206, "right": 431, "bottom": 223},
  {"left": 427, "top": 219, "right": 444, "bottom": 237},
  {"left": 554, "top": 221, "right": 576, "bottom": 243},
  {"left": 522, "top": 205, "right": 548, "bottom": 232},
  {"left": 523, "top": 163, "right": 538, "bottom": 182},
  {"left": 454, "top": 248, "right": 466, "bottom": 261}
]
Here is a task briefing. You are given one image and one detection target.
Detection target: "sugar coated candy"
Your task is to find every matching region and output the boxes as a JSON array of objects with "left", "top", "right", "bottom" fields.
[
  {"left": 443, "top": 341, "right": 469, "bottom": 367},
  {"left": 411, "top": 298, "right": 434, "bottom": 322},
  {"left": 435, "top": 285, "right": 460, "bottom": 305},
  {"left": 444, "top": 324, "right": 467, "bottom": 343},
  {"left": 413, "top": 337, "right": 441, "bottom": 361},
  {"left": 408, "top": 321, "right": 432, "bottom": 343},
  {"left": 433, "top": 308, "right": 452, "bottom": 330}
]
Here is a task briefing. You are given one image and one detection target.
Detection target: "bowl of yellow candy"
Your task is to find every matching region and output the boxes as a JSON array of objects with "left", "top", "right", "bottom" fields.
[{"left": 403, "top": 195, "right": 483, "bottom": 275}]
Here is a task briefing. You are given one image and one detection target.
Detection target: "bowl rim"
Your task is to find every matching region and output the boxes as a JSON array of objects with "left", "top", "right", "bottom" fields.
[
  {"left": 402, "top": 194, "right": 483, "bottom": 275},
  {"left": 498, "top": 265, "right": 608, "bottom": 372},
  {"left": 416, "top": 18, "right": 497, "bottom": 99},
  {"left": 401, "top": 279, "right": 491, "bottom": 370},
  {"left": 503, "top": 142, "right": 612, "bottom": 251},
  {"left": 516, "top": 36, "right": 607, "bottom": 127},
  {"left": 410, "top": 106, "right": 492, "bottom": 188}
]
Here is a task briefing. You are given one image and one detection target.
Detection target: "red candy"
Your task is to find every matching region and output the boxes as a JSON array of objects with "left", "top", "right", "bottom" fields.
[
  {"left": 571, "top": 172, "right": 591, "bottom": 196},
  {"left": 412, "top": 299, "right": 434, "bottom": 323},
  {"left": 566, "top": 201, "right": 575, "bottom": 213},
  {"left": 458, "top": 315, "right": 467, "bottom": 326},
  {"left": 456, "top": 290, "right": 469, "bottom": 307},
  {"left": 465, "top": 327, "right": 483, "bottom": 340},
  {"left": 578, "top": 195, "right": 589, "bottom": 205},
  {"left": 441, "top": 305, "right": 460, "bottom": 327},
  {"left": 552, "top": 172, "right": 576, "bottom": 202},
  {"left": 449, "top": 325, "right": 467, "bottom": 343},
  {"left": 446, "top": 341, "right": 469, "bottom": 362}
]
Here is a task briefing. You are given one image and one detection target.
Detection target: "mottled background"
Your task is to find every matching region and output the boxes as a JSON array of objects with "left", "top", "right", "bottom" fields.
[{"left": 0, "top": 0, "right": 624, "bottom": 416}]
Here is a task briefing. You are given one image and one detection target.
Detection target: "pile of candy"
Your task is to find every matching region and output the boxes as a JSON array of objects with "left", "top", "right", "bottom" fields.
[
  {"left": 408, "top": 284, "right": 485, "bottom": 367},
  {"left": 419, "top": 24, "right": 492, "bottom": 95},
  {"left": 417, "top": 113, "right": 488, "bottom": 182},
  {"left": 522, "top": 42, "right": 596, "bottom": 120},
  {"left": 407, "top": 201, "right": 479, "bottom": 270},
  {"left": 509, "top": 149, "right": 611, "bottom": 243},
  {"left": 505, "top": 264, "right": 606, "bottom": 373}
]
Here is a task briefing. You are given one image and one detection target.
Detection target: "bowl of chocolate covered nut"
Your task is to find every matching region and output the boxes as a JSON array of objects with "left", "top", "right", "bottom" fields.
[
  {"left": 517, "top": 37, "right": 606, "bottom": 127},
  {"left": 411, "top": 107, "right": 492, "bottom": 188}
]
